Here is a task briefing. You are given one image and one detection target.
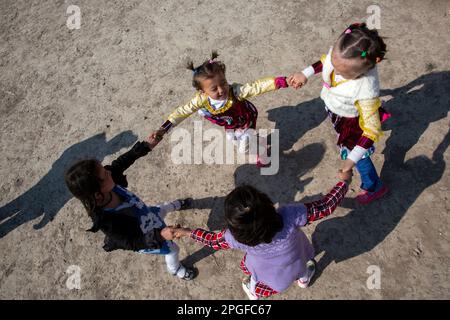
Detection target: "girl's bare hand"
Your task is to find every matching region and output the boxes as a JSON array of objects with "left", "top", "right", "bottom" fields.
[
  {"left": 160, "top": 226, "right": 177, "bottom": 240},
  {"left": 338, "top": 169, "right": 353, "bottom": 183},
  {"left": 147, "top": 130, "right": 164, "bottom": 148},
  {"left": 174, "top": 227, "right": 191, "bottom": 239},
  {"left": 287, "top": 72, "right": 308, "bottom": 89}
]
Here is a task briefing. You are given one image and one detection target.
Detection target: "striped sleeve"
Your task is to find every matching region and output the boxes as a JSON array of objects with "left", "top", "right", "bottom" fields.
[
  {"left": 190, "top": 229, "right": 231, "bottom": 250},
  {"left": 301, "top": 60, "right": 323, "bottom": 78}
]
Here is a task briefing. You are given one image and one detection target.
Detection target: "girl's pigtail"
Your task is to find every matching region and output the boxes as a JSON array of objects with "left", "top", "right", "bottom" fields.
[
  {"left": 186, "top": 60, "right": 195, "bottom": 72},
  {"left": 211, "top": 50, "right": 219, "bottom": 61}
]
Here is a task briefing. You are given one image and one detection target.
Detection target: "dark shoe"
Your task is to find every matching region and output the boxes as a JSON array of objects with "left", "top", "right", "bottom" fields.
[
  {"left": 172, "top": 264, "right": 197, "bottom": 281},
  {"left": 178, "top": 198, "right": 193, "bottom": 210},
  {"left": 180, "top": 266, "right": 198, "bottom": 281}
]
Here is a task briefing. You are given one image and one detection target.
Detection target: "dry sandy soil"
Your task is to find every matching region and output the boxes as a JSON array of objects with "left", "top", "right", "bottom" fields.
[{"left": 0, "top": 0, "right": 449, "bottom": 300}]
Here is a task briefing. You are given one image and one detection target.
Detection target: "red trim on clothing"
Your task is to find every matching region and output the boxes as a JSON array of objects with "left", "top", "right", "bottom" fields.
[
  {"left": 254, "top": 282, "right": 278, "bottom": 298},
  {"left": 304, "top": 181, "right": 348, "bottom": 223},
  {"left": 356, "top": 135, "right": 374, "bottom": 149},
  {"left": 204, "top": 95, "right": 258, "bottom": 130},
  {"left": 274, "top": 77, "right": 288, "bottom": 89},
  {"left": 161, "top": 120, "right": 173, "bottom": 132},
  {"left": 240, "top": 254, "right": 251, "bottom": 275},
  {"left": 312, "top": 60, "right": 323, "bottom": 74}
]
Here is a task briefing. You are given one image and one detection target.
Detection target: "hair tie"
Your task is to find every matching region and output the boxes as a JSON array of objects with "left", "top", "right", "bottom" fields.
[
  {"left": 361, "top": 51, "right": 367, "bottom": 58},
  {"left": 208, "top": 59, "right": 216, "bottom": 64},
  {"left": 344, "top": 29, "right": 352, "bottom": 34}
]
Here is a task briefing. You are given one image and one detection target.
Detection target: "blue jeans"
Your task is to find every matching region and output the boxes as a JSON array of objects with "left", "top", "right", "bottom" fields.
[{"left": 355, "top": 157, "right": 383, "bottom": 192}]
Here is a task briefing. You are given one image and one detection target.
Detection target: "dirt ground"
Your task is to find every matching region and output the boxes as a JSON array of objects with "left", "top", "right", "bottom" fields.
[{"left": 0, "top": 0, "right": 449, "bottom": 300}]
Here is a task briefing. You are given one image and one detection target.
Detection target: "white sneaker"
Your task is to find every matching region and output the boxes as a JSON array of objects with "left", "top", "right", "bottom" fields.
[
  {"left": 242, "top": 279, "right": 259, "bottom": 300},
  {"left": 297, "top": 260, "right": 316, "bottom": 288}
]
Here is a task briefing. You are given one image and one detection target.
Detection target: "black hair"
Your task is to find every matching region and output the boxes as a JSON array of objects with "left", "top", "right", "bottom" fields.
[
  {"left": 224, "top": 185, "right": 283, "bottom": 247},
  {"left": 336, "top": 22, "right": 387, "bottom": 70},
  {"left": 64, "top": 159, "right": 103, "bottom": 232},
  {"left": 186, "top": 50, "right": 226, "bottom": 90}
]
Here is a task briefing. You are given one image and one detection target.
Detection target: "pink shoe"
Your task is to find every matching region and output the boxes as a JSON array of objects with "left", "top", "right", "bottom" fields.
[{"left": 356, "top": 185, "right": 389, "bottom": 204}]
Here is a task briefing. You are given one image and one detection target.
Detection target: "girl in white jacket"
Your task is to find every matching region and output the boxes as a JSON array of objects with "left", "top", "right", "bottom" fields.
[{"left": 288, "top": 23, "right": 390, "bottom": 204}]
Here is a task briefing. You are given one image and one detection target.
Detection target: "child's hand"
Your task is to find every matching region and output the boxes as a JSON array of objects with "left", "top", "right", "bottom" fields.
[
  {"left": 147, "top": 129, "right": 164, "bottom": 148},
  {"left": 287, "top": 72, "right": 308, "bottom": 89},
  {"left": 147, "top": 134, "right": 159, "bottom": 149},
  {"left": 174, "top": 227, "right": 191, "bottom": 239},
  {"left": 156, "top": 128, "right": 166, "bottom": 137},
  {"left": 338, "top": 169, "right": 353, "bottom": 184},
  {"left": 160, "top": 226, "right": 177, "bottom": 240}
]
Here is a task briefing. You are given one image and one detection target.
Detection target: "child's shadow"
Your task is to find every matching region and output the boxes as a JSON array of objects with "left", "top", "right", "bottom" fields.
[
  {"left": 0, "top": 131, "right": 137, "bottom": 238},
  {"left": 311, "top": 71, "right": 450, "bottom": 280},
  {"left": 209, "top": 142, "right": 325, "bottom": 228},
  {"left": 267, "top": 97, "right": 327, "bottom": 153}
]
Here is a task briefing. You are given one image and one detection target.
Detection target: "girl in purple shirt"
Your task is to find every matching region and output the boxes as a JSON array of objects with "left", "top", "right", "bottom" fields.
[{"left": 174, "top": 175, "right": 351, "bottom": 299}]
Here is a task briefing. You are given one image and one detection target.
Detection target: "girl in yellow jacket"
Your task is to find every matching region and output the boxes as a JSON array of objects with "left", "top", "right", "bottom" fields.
[{"left": 152, "top": 51, "right": 289, "bottom": 167}]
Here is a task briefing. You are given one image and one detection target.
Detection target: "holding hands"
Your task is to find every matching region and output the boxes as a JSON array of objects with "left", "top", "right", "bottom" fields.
[
  {"left": 160, "top": 225, "right": 192, "bottom": 240},
  {"left": 338, "top": 159, "right": 354, "bottom": 184},
  {"left": 338, "top": 169, "right": 353, "bottom": 184},
  {"left": 173, "top": 227, "right": 191, "bottom": 239},
  {"left": 147, "top": 129, "right": 165, "bottom": 149},
  {"left": 287, "top": 72, "right": 308, "bottom": 89}
]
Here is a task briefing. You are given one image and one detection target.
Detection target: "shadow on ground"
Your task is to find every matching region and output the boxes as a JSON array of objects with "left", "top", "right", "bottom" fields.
[{"left": 0, "top": 131, "right": 137, "bottom": 238}]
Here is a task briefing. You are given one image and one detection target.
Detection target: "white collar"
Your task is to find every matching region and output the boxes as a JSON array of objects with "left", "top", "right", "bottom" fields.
[{"left": 208, "top": 97, "right": 227, "bottom": 110}]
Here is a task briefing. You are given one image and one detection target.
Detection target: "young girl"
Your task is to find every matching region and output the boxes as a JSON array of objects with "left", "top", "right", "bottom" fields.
[
  {"left": 172, "top": 174, "right": 352, "bottom": 299},
  {"left": 288, "top": 23, "right": 390, "bottom": 204},
  {"left": 151, "top": 51, "right": 289, "bottom": 166},
  {"left": 64, "top": 136, "right": 196, "bottom": 280}
]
